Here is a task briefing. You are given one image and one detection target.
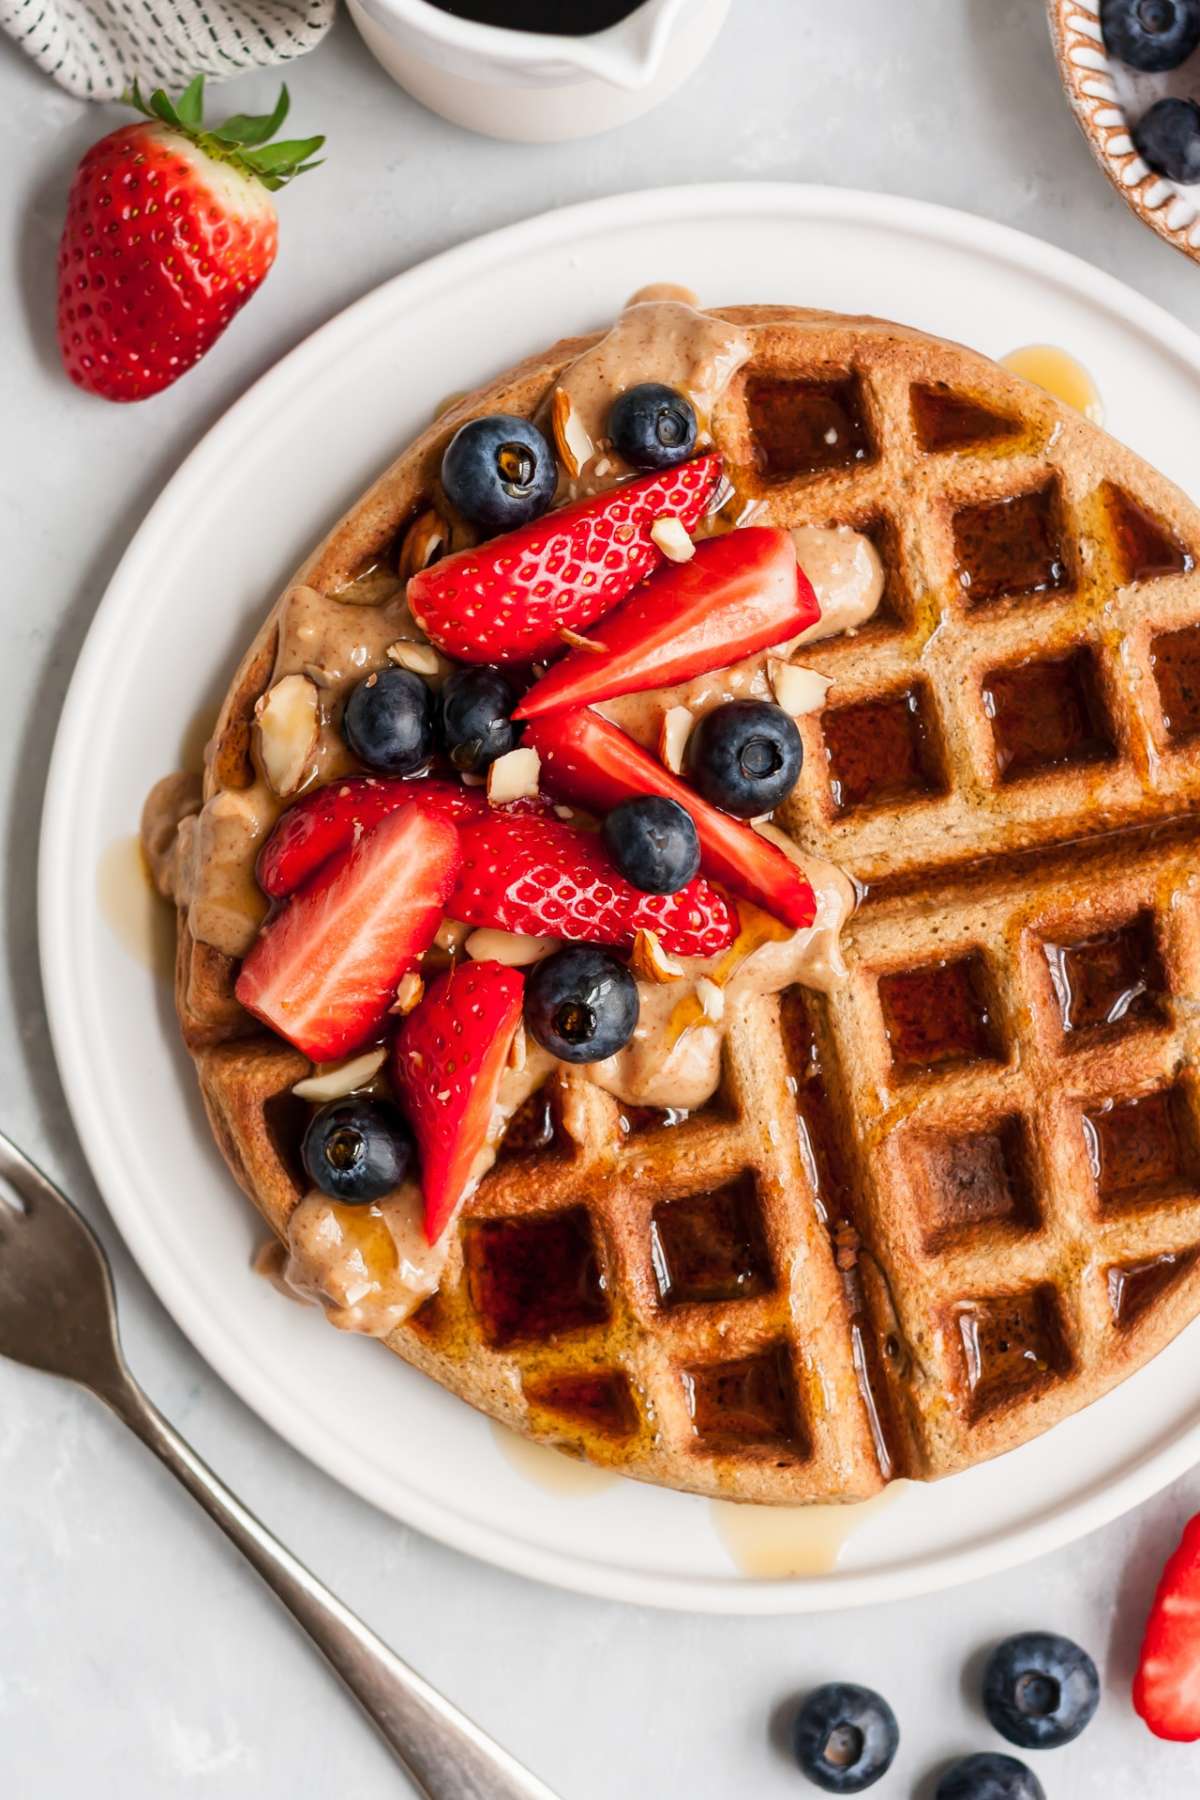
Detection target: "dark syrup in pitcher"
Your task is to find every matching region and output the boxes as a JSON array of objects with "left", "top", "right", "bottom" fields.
[{"left": 430, "top": 0, "right": 646, "bottom": 33}]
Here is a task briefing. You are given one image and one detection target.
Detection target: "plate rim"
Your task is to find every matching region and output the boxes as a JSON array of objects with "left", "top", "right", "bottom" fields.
[{"left": 39, "top": 180, "right": 1200, "bottom": 1614}]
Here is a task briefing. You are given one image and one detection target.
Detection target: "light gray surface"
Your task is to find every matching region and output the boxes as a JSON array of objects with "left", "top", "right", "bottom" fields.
[{"left": 5, "top": 1, "right": 1200, "bottom": 1794}]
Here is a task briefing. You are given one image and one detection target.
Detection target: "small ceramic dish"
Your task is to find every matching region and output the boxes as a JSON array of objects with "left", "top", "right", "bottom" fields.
[{"left": 1050, "top": 0, "right": 1200, "bottom": 263}]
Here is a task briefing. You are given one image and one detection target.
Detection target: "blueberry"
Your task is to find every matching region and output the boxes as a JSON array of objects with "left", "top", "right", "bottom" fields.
[
  {"left": 441, "top": 413, "right": 557, "bottom": 533},
  {"left": 982, "top": 1631, "right": 1099, "bottom": 1750},
  {"left": 687, "top": 699, "right": 803, "bottom": 818},
  {"left": 524, "top": 945, "right": 638, "bottom": 1063},
  {"left": 1132, "top": 96, "right": 1200, "bottom": 182},
  {"left": 792, "top": 1683, "right": 899, "bottom": 1793},
  {"left": 439, "top": 666, "right": 519, "bottom": 773},
  {"left": 344, "top": 668, "right": 435, "bottom": 776},
  {"left": 1101, "top": 0, "right": 1200, "bottom": 70},
  {"left": 602, "top": 796, "right": 700, "bottom": 894},
  {"left": 301, "top": 1097, "right": 413, "bottom": 1203},
  {"left": 936, "top": 1753, "right": 1044, "bottom": 1800},
  {"left": 609, "top": 382, "right": 698, "bottom": 470}
]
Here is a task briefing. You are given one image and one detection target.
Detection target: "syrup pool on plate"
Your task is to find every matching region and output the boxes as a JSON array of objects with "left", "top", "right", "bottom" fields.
[
  {"left": 1001, "top": 344, "right": 1104, "bottom": 425},
  {"left": 96, "top": 836, "right": 176, "bottom": 980},
  {"left": 489, "top": 1421, "right": 620, "bottom": 1495},
  {"left": 711, "top": 1486, "right": 900, "bottom": 1578}
]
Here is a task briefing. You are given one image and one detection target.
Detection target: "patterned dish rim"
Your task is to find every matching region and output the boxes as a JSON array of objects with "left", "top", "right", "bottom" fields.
[{"left": 1049, "top": 0, "right": 1200, "bottom": 264}]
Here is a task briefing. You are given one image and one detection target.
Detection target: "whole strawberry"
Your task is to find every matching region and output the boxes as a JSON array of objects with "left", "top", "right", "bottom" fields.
[{"left": 57, "top": 77, "right": 323, "bottom": 402}]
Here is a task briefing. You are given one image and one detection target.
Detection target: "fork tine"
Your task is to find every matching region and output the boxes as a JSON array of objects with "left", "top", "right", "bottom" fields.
[{"left": 0, "top": 1130, "right": 70, "bottom": 1216}]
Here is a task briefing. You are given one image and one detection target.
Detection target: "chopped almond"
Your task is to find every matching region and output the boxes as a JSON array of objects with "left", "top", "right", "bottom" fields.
[
  {"left": 551, "top": 386, "right": 594, "bottom": 480},
  {"left": 658, "top": 705, "right": 694, "bottom": 774},
  {"left": 696, "top": 976, "right": 725, "bottom": 1022},
  {"left": 255, "top": 673, "right": 320, "bottom": 798},
  {"left": 464, "top": 927, "right": 556, "bottom": 966},
  {"left": 292, "top": 1047, "right": 386, "bottom": 1103},
  {"left": 650, "top": 516, "right": 695, "bottom": 563},
  {"left": 630, "top": 928, "right": 685, "bottom": 984},
  {"left": 387, "top": 640, "right": 445, "bottom": 678},
  {"left": 397, "top": 507, "right": 449, "bottom": 582},
  {"left": 434, "top": 918, "right": 471, "bottom": 953},
  {"left": 487, "top": 745, "right": 541, "bottom": 805},
  {"left": 390, "top": 971, "right": 425, "bottom": 1015},
  {"left": 768, "top": 658, "right": 832, "bottom": 716}
]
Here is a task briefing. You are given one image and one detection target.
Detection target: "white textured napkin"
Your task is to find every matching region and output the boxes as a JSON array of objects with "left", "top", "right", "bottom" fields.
[{"left": 1, "top": 0, "right": 334, "bottom": 100}]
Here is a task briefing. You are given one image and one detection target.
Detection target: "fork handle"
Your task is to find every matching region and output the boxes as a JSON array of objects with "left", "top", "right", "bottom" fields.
[{"left": 101, "top": 1373, "right": 559, "bottom": 1800}]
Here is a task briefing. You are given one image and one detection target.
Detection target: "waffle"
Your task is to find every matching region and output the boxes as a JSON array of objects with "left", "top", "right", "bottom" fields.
[{"left": 159, "top": 305, "right": 1200, "bottom": 1505}]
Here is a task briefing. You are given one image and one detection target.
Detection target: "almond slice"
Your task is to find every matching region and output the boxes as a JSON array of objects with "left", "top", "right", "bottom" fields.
[
  {"left": 255, "top": 673, "right": 320, "bottom": 798},
  {"left": 292, "top": 1047, "right": 386, "bottom": 1103},
  {"left": 487, "top": 745, "right": 541, "bottom": 805},
  {"left": 630, "top": 927, "right": 684, "bottom": 984},
  {"left": 650, "top": 516, "right": 695, "bottom": 563},
  {"left": 550, "top": 386, "right": 595, "bottom": 480},
  {"left": 658, "top": 705, "right": 694, "bottom": 774},
  {"left": 768, "top": 659, "right": 833, "bottom": 717},
  {"left": 507, "top": 1021, "right": 528, "bottom": 1071},
  {"left": 464, "top": 928, "right": 557, "bottom": 966}
]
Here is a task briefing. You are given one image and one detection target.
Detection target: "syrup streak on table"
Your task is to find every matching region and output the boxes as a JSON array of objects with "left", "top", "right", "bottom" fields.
[
  {"left": 711, "top": 1485, "right": 902, "bottom": 1578},
  {"left": 97, "top": 835, "right": 176, "bottom": 981},
  {"left": 1001, "top": 344, "right": 1104, "bottom": 425}
]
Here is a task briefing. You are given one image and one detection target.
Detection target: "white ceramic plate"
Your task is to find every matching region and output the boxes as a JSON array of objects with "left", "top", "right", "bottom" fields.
[{"left": 40, "top": 184, "right": 1200, "bottom": 1614}]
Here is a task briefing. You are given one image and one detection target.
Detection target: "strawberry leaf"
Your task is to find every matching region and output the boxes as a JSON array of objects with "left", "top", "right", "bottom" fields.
[
  {"left": 209, "top": 84, "right": 291, "bottom": 148},
  {"left": 174, "top": 74, "right": 205, "bottom": 130},
  {"left": 240, "top": 135, "right": 327, "bottom": 187}
]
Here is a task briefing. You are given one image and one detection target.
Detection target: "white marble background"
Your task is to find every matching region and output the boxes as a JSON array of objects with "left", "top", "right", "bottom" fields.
[{"left": 6, "top": 2, "right": 1200, "bottom": 1794}]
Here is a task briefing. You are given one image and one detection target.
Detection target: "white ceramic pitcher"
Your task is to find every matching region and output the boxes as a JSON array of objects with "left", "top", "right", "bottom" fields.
[{"left": 346, "top": 0, "right": 732, "bottom": 142}]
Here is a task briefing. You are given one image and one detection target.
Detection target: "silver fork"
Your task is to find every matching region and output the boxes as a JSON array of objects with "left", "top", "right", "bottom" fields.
[{"left": 0, "top": 1129, "right": 560, "bottom": 1800}]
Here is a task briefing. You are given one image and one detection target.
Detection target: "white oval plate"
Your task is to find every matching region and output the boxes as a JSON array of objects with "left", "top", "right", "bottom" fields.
[{"left": 40, "top": 184, "right": 1200, "bottom": 1614}]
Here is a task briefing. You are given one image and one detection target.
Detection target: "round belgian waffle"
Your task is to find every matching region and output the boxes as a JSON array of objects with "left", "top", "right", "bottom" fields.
[{"left": 151, "top": 304, "right": 1200, "bottom": 1505}]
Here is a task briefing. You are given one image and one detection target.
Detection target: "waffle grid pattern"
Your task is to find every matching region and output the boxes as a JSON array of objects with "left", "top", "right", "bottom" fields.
[{"left": 188, "top": 312, "right": 1200, "bottom": 1501}]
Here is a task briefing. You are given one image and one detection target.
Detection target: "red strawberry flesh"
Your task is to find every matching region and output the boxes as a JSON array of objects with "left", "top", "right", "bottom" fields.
[
  {"left": 524, "top": 707, "right": 816, "bottom": 931},
  {"left": 391, "top": 961, "right": 525, "bottom": 1243},
  {"left": 257, "top": 776, "right": 486, "bottom": 900},
  {"left": 451, "top": 813, "right": 738, "bottom": 957},
  {"left": 515, "top": 527, "right": 817, "bottom": 720},
  {"left": 236, "top": 804, "right": 459, "bottom": 1061},
  {"left": 408, "top": 455, "right": 722, "bottom": 664},
  {"left": 1135, "top": 1511, "right": 1200, "bottom": 1741}
]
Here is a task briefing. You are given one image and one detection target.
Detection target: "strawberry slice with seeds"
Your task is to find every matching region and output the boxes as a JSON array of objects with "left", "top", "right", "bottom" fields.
[
  {"left": 408, "top": 455, "right": 722, "bottom": 664},
  {"left": 515, "top": 527, "right": 817, "bottom": 720},
  {"left": 391, "top": 961, "right": 525, "bottom": 1243},
  {"left": 1135, "top": 1511, "right": 1200, "bottom": 1740},
  {"left": 236, "top": 804, "right": 460, "bottom": 1061},
  {"left": 257, "top": 776, "right": 486, "bottom": 900},
  {"left": 524, "top": 708, "right": 815, "bottom": 931},
  {"left": 451, "top": 813, "right": 738, "bottom": 957}
]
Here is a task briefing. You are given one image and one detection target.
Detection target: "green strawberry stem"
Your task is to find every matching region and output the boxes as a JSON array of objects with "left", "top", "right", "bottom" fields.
[{"left": 124, "top": 76, "right": 325, "bottom": 190}]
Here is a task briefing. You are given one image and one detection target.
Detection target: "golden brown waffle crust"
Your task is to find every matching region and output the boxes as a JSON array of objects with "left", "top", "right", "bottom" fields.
[{"left": 170, "top": 303, "right": 1200, "bottom": 1505}]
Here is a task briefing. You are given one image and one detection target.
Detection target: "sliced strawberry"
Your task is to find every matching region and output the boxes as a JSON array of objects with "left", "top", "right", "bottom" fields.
[
  {"left": 391, "top": 961, "right": 525, "bottom": 1243},
  {"left": 514, "top": 528, "right": 817, "bottom": 721},
  {"left": 408, "top": 455, "right": 722, "bottom": 665},
  {"left": 236, "top": 805, "right": 460, "bottom": 1061},
  {"left": 257, "top": 777, "right": 486, "bottom": 901},
  {"left": 524, "top": 708, "right": 815, "bottom": 931},
  {"left": 1135, "top": 1511, "right": 1200, "bottom": 1740},
  {"left": 451, "top": 813, "right": 737, "bottom": 957}
]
